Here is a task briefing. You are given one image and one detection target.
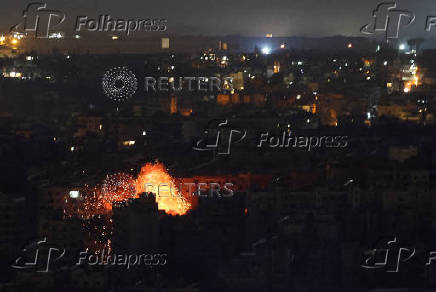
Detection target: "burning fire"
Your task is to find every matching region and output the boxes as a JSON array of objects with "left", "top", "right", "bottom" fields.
[
  {"left": 64, "top": 162, "right": 192, "bottom": 250},
  {"left": 135, "top": 162, "right": 192, "bottom": 216},
  {"left": 66, "top": 162, "right": 192, "bottom": 218}
]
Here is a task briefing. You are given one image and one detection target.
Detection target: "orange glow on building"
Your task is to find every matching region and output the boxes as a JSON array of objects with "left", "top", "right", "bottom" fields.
[
  {"left": 170, "top": 96, "right": 177, "bottom": 114},
  {"left": 254, "top": 94, "right": 265, "bottom": 106},
  {"left": 217, "top": 94, "right": 231, "bottom": 105},
  {"left": 273, "top": 61, "right": 280, "bottom": 73},
  {"left": 179, "top": 108, "right": 192, "bottom": 117},
  {"left": 329, "top": 109, "right": 337, "bottom": 126},
  {"left": 363, "top": 59, "right": 373, "bottom": 67},
  {"left": 231, "top": 94, "right": 241, "bottom": 104}
]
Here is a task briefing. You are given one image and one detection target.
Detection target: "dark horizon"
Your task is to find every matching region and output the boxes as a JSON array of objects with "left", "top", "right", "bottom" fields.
[{"left": 1, "top": 0, "right": 436, "bottom": 39}]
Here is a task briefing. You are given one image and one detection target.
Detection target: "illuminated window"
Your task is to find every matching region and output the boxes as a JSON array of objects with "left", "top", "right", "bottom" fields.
[
  {"left": 69, "top": 191, "right": 80, "bottom": 198},
  {"left": 161, "top": 38, "right": 170, "bottom": 49},
  {"left": 122, "top": 141, "right": 136, "bottom": 146}
]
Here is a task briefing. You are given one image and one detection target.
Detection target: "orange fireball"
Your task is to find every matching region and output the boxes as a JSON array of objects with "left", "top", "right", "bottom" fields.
[{"left": 135, "top": 162, "right": 192, "bottom": 216}]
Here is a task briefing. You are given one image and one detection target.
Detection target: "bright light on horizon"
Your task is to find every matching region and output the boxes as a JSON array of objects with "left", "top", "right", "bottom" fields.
[{"left": 261, "top": 47, "right": 271, "bottom": 55}]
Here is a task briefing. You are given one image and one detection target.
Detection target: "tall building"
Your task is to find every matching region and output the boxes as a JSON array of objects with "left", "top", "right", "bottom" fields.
[{"left": 112, "top": 193, "right": 160, "bottom": 253}]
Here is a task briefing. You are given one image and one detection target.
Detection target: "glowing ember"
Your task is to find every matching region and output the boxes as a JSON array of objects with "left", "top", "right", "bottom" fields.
[
  {"left": 101, "top": 172, "right": 136, "bottom": 209},
  {"left": 135, "top": 162, "right": 192, "bottom": 216}
]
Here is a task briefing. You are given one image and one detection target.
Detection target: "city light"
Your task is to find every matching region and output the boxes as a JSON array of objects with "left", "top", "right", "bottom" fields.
[
  {"left": 280, "top": 43, "right": 285, "bottom": 49},
  {"left": 11, "top": 38, "right": 18, "bottom": 45},
  {"left": 399, "top": 44, "right": 406, "bottom": 50},
  {"left": 69, "top": 190, "right": 80, "bottom": 198},
  {"left": 112, "top": 35, "right": 119, "bottom": 40},
  {"left": 48, "top": 32, "right": 64, "bottom": 39},
  {"left": 122, "top": 140, "right": 136, "bottom": 146},
  {"left": 261, "top": 47, "right": 271, "bottom": 55},
  {"left": 4, "top": 72, "right": 22, "bottom": 78},
  {"left": 347, "top": 43, "right": 353, "bottom": 48},
  {"left": 13, "top": 33, "right": 24, "bottom": 40}
]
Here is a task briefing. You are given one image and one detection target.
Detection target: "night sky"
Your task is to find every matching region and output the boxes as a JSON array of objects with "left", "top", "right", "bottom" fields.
[{"left": 0, "top": 0, "right": 434, "bottom": 39}]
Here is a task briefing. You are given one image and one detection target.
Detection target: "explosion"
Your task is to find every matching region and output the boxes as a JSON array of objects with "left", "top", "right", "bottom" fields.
[
  {"left": 67, "top": 162, "right": 192, "bottom": 218},
  {"left": 101, "top": 172, "right": 136, "bottom": 210},
  {"left": 64, "top": 162, "right": 192, "bottom": 250},
  {"left": 135, "top": 163, "right": 192, "bottom": 216}
]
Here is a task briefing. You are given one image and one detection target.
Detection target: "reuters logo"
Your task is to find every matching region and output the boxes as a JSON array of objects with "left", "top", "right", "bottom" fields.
[{"left": 102, "top": 66, "right": 138, "bottom": 102}]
